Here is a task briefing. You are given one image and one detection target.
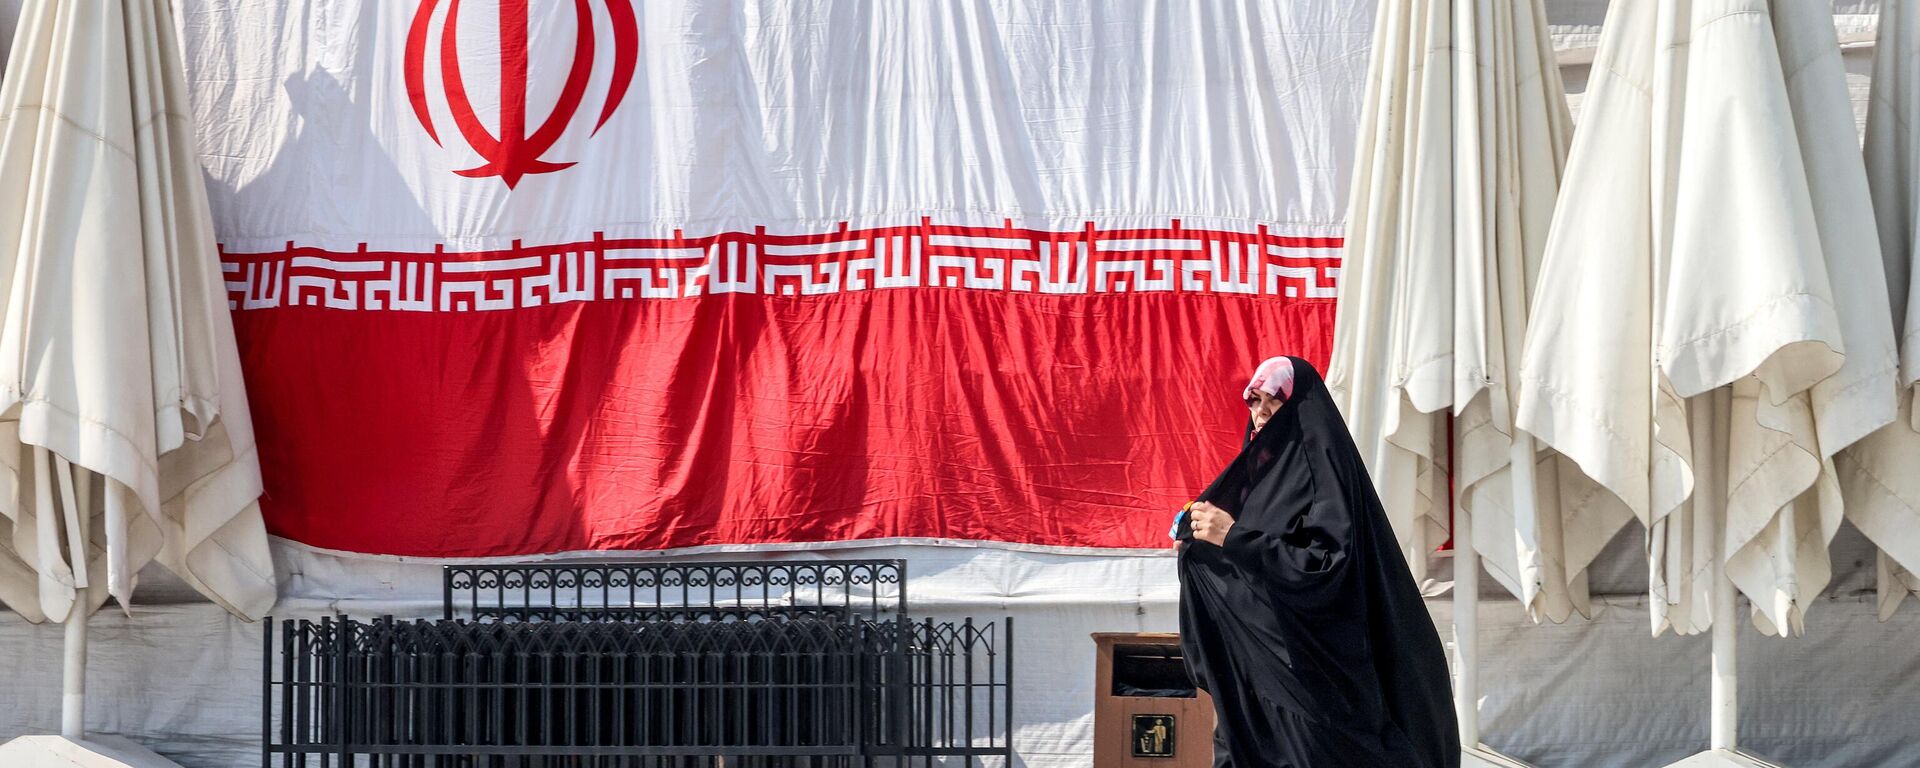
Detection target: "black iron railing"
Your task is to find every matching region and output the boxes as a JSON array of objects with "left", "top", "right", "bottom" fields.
[
  {"left": 263, "top": 559, "right": 1011, "bottom": 767},
  {"left": 878, "top": 618, "right": 1012, "bottom": 761},
  {"left": 442, "top": 560, "right": 909, "bottom": 624}
]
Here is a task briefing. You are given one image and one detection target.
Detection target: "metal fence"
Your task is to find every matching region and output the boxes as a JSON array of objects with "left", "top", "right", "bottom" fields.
[
  {"left": 264, "top": 560, "right": 1011, "bottom": 767},
  {"left": 875, "top": 619, "right": 1013, "bottom": 763},
  {"left": 442, "top": 561, "right": 908, "bottom": 624}
]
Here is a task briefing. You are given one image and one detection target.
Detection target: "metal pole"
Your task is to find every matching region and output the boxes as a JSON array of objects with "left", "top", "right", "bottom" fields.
[
  {"left": 1003, "top": 616, "right": 1014, "bottom": 764},
  {"left": 44, "top": 451, "right": 90, "bottom": 741},
  {"left": 1454, "top": 499, "right": 1480, "bottom": 749},
  {"left": 1710, "top": 564, "right": 1738, "bottom": 751},
  {"left": 1701, "top": 390, "right": 1736, "bottom": 752},
  {"left": 335, "top": 616, "right": 350, "bottom": 765},
  {"left": 262, "top": 617, "right": 274, "bottom": 768},
  {"left": 1447, "top": 0, "right": 1479, "bottom": 743},
  {"left": 61, "top": 587, "right": 88, "bottom": 739}
]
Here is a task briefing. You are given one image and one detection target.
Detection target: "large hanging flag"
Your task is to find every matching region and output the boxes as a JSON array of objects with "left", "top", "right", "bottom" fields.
[{"left": 179, "top": 1, "right": 1371, "bottom": 557}]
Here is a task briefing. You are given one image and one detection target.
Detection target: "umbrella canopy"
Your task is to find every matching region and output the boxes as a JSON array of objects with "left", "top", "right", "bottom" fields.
[
  {"left": 0, "top": 0, "right": 276, "bottom": 623},
  {"left": 1516, "top": 0, "right": 1897, "bottom": 637},
  {"left": 1329, "top": 0, "right": 1593, "bottom": 621},
  {"left": 1848, "top": 0, "right": 1920, "bottom": 620},
  {"left": 1331, "top": 0, "right": 1454, "bottom": 586},
  {"left": 1449, "top": 0, "right": 1600, "bottom": 624}
]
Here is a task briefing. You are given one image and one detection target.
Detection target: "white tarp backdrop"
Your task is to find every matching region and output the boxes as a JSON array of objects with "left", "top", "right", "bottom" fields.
[
  {"left": 1, "top": 538, "right": 1918, "bottom": 768},
  {"left": 2, "top": 1, "right": 1918, "bottom": 767}
]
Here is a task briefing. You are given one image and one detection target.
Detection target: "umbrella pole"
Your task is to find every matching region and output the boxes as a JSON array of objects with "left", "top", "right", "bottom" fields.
[
  {"left": 1702, "top": 388, "right": 1736, "bottom": 753},
  {"left": 1661, "top": 389, "right": 1787, "bottom": 768},
  {"left": 1710, "top": 555, "right": 1737, "bottom": 751},
  {"left": 1706, "top": 386, "right": 1739, "bottom": 753},
  {"left": 1451, "top": 437, "right": 1540, "bottom": 768},
  {"left": 61, "top": 586, "right": 88, "bottom": 740},
  {"left": 1454, "top": 497, "right": 1481, "bottom": 747},
  {"left": 7, "top": 580, "right": 185, "bottom": 764}
]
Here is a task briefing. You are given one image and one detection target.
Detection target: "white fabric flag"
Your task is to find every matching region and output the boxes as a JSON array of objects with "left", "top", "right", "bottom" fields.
[
  {"left": 0, "top": 0, "right": 277, "bottom": 623},
  {"left": 1518, "top": 0, "right": 1890, "bottom": 637},
  {"left": 1848, "top": 0, "right": 1920, "bottom": 620}
]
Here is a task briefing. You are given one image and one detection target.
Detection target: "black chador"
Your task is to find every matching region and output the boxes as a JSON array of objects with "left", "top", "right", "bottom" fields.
[{"left": 1178, "top": 358, "right": 1459, "bottom": 767}]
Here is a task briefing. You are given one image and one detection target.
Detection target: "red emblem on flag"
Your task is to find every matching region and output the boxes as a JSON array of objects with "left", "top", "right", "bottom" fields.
[{"left": 403, "top": 0, "right": 639, "bottom": 188}]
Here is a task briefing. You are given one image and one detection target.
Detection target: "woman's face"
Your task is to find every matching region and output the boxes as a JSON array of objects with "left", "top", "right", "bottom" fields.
[{"left": 1246, "top": 389, "right": 1283, "bottom": 435}]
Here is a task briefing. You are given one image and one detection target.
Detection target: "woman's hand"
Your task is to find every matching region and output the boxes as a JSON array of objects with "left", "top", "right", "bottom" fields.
[{"left": 1189, "top": 501, "right": 1235, "bottom": 547}]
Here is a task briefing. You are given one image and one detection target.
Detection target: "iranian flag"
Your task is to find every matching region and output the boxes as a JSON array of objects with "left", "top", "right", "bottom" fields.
[{"left": 180, "top": 0, "right": 1369, "bottom": 557}]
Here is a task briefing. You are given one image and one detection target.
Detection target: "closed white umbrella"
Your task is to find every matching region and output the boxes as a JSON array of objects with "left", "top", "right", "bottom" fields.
[
  {"left": 1517, "top": 0, "right": 1893, "bottom": 763},
  {"left": 1330, "top": 0, "right": 1454, "bottom": 590},
  {"left": 0, "top": 0, "right": 276, "bottom": 756},
  {"left": 1333, "top": 0, "right": 1598, "bottom": 620},
  {"left": 1329, "top": 0, "right": 1572, "bottom": 762},
  {"left": 1724, "top": 0, "right": 1898, "bottom": 639},
  {"left": 1846, "top": 0, "right": 1920, "bottom": 620},
  {"left": 1449, "top": 0, "right": 1597, "bottom": 628}
]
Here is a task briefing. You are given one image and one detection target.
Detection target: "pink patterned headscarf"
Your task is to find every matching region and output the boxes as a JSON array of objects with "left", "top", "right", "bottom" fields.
[{"left": 1242, "top": 356, "right": 1295, "bottom": 403}]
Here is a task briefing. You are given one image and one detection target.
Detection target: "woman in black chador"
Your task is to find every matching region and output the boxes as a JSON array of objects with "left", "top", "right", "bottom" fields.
[{"left": 1174, "top": 356, "right": 1458, "bottom": 767}]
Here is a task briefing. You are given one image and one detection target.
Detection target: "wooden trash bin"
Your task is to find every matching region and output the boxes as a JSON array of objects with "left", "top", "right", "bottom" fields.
[{"left": 1092, "top": 633, "right": 1215, "bottom": 767}]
